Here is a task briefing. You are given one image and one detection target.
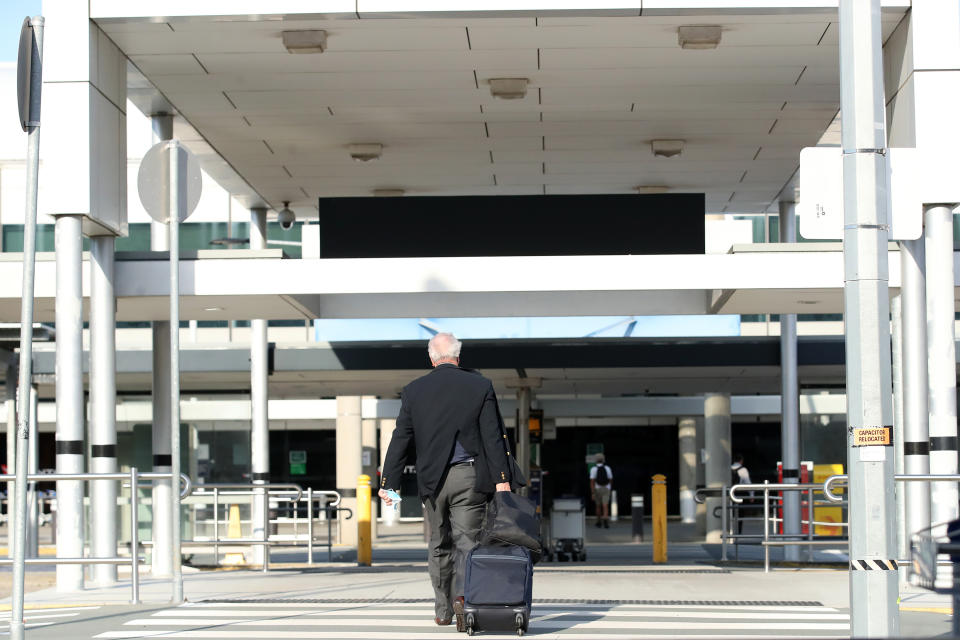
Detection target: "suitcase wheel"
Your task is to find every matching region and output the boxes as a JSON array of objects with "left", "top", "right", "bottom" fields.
[
  {"left": 515, "top": 613, "right": 526, "bottom": 636},
  {"left": 466, "top": 613, "right": 476, "bottom": 636}
]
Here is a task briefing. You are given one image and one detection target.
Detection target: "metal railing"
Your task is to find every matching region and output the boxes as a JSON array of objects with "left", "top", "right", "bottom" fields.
[
  {"left": 168, "top": 484, "right": 347, "bottom": 568},
  {"left": 0, "top": 469, "right": 191, "bottom": 604},
  {"left": 728, "top": 482, "right": 847, "bottom": 572}
]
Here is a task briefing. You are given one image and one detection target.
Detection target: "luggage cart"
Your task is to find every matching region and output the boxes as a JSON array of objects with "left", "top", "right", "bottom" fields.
[{"left": 546, "top": 497, "right": 586, "bottom": 562}]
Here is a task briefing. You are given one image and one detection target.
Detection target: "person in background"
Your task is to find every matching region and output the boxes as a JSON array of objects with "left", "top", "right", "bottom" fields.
[
  {"left": 731, "top": 454, "right": 752, "bottom": 534},
  {"left": 589, "top": 453, "right": 613, "bottom": 528}
]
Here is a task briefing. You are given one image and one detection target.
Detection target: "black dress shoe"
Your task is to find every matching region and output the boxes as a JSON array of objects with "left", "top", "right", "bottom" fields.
[
  {"left": 435, "top": 617, "right": 452, "bottom": 626},
  {"left": 453, "top": 596, "right": 466, "bottom": 632},
  {"left": 603, "top": 519, "right": 610, "bottom": 529}
]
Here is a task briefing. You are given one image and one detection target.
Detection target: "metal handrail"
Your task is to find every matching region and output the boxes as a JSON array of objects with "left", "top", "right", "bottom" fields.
[
  {"left": 0, "top": 468, "right": 186, "bottom": 605},
  {"left": 729, "top": 482, "right": 824, "bottom": 503},
  {"left": 823, "top": 473, "right": 960, "bottom": 502},
  {"left": 193, "top": 482, "right": 302, "bottom": 503},
  {"left": 0, "top": 472, "right": 193, "bottom": 499}
]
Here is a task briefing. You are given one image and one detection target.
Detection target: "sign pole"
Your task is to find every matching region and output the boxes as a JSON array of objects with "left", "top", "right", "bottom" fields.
[
  {"left": 11, "top": 16, "right": 43, "bottom": 640},
  {"left": 838, "top": 0, "right": 899, "bottom": 635},
  {"left": 168, "top": 142, "right": 184, "bottom": 603}
]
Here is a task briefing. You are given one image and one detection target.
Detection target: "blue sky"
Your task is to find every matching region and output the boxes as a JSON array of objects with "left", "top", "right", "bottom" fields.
[{"left": 2, "top": 2, "right": 41, "bottom": 62}]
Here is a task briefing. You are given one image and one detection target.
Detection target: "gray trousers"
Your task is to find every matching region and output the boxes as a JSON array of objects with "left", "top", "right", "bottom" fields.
[{"left": 423, "top": 464, "right": 488, "bottom": 619}]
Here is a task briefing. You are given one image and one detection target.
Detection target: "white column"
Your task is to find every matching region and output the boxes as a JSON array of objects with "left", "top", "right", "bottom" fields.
[
  {"left": 900, "top": 238, "right": 930, "bottom": 545},
  {"left": 54, "top": 214, "right": 84, "bottom": 592},
  {"left": 5, "top": 356, "right": 16, "bottom": 558},
  {"left": 695, "top": 416, "right": 706, "bottom": 536},
  {"left": 924, "top": 205, "right": 958, "bottom": 531},
  {"left": 361, "top": 416, "right": 378, "bottom": 540},
  {"left": 25, "top": 385, "right": 38, "bottom": 558},
  {"left": 89, "top": 236, "right": 117, "bottom": 585},
  {"left": 704, "top": 393, "right": 731, "bottom": 543},
  {"left": 249, "top": 207, "right": 269, "bottom": 564},
  {"left": 778, "top": 200, "right": 801, "bottom": 561},
  {"left": 379, "top": 419, "right": 397, "bottom": 527},
  {"left": 678, "top": 417, "right": 697, "bottom": 524},
  {"left": 150, "top": 114, "right": 173, "bottom": 579},
  {"left": 336, "top": 397, "right": 362, "bottom": 547}
]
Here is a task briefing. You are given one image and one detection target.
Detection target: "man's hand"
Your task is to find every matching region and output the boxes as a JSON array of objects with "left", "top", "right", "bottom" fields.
[
  {"left": 495, "top": 482, "right": 511, "bottom": 492},
  {"left": 378, "top": 488, "right": 393, "bottom": 506}
]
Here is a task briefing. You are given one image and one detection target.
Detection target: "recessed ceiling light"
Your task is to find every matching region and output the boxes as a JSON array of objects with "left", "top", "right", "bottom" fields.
[
  {"left": 282, "top": 30, "right": 327, "bottom": 54},
  {"left": 349, "top": 143, "right": 383, "bottom": 162},
  {"left": 651, "top": 139, "right": 685, "bottom": 158},
  {"left": 677, "top": 25, "right": 722, "bottom": 50},
  {"left": 797, "top": 300, "right": 820, "bottom": 305},
  {"left": 634, "top": 185, "right": 670, "bottom": 194},
  {"left": 489, "top": 78, "right": 529, "bottom": 100},
  {"left": 203, "top": 306, "right": 224, "bottom": 312},
  {"left": 373, "top": 188, "right": 405, "bottom": 197}
]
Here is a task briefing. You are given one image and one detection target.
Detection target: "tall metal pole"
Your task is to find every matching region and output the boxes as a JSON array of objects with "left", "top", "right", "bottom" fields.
[
  {"left": 924, "top": 205, "right": 958, "bottom": 538},
  {"left": 249, "top": 207, "right": 269, "bottom": 566},
  {"left": 90, "top": 235, "right": 118, "bottom": 585},
  {"left": 168, "top": 143, "right": 184, "bottom": 603},
  {"left": 778, "top": 200, "right": 801, "bottom": 561},
  {"left": 838, "top": 0, "right": 898, "bottom": 635},
  {"left": 150, "top": 114, "right": 173, "bottom": 579},
  {"left": 900, "top": 238, "right": 930, "bottom": 559},
  {"left": 517, "top": 387, "right": 531, "bottom": 496},
  {"left": 11, "top": 16, "right": 44, "bottom": 640}
]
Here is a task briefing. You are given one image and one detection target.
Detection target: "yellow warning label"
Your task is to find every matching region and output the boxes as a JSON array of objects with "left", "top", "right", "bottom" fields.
[{"left": 852, "top": 426, "right": 892, "bottom": 446}]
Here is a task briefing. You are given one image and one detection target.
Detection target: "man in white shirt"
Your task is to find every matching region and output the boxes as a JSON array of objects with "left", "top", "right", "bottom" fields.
[{"left": 589, "top": 454, "right": 613, "bottom": 529}]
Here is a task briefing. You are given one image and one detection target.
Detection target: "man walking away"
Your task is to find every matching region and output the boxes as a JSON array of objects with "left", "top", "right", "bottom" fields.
[
  {"left": 590, "top": 453, "right": 613, "bottom": 528},
  {"left": 379, "top": 333, "right": 512, "bottom": 631}
]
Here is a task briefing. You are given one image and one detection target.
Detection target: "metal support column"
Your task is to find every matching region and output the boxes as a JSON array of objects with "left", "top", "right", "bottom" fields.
[
  {"left": 5, "top": 355, "right": 16, "bottom": 558},
  {"left": 517, "top": 387, "right": 531, "bottom": 496},
  {"left": 678, "top": 417, "right": 697, "bottom": 524},
  {"left": 150, "top": 114, "right": 173, "bottom": 579},
  {"left": 778, "top": 200, "right": 801, "bottom": 561},
  {"left": 54, "top": 214, "right": 85, "bottom": 592},
  {"left": 336, "top": 397, "right": 362, "bottom": 547},
  {"left": 90, "top": 236, "right": 118, "bottom": 585},
  {"left": 839, "top": 0, "right": 899, "bottom": 634},
  {"left": 891, "top": 294, "right": 906, "bottom": 574},
  {"left": 704, "top": 393, "right": 731, "bottom": 543},
  {"left": 900, "top": 238, "right": 930, "bottom": 551},
  {"left": 249, "top": 207, "right": 269, "bottom": 566},
  {"left": 924, "top": 205, "right": 958, "bottom": 533},
  {"left": 25, "top": 386, "right": 37, "bottom": 558}
]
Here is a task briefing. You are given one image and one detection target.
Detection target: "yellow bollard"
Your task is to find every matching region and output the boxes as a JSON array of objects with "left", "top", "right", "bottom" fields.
[
  {"left": 357, "top": 474, "right": 372, "bottom": 567},
  {"left": 223, "top": 504, "right": 245, "bottom": 565},
  {"left": 652, "top": 474, "right": 667, "bottom": 564}
]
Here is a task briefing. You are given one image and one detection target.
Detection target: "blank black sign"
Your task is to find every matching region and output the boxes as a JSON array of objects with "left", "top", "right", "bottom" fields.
[{"left": 316, "top": 193, "right": 705, "bottom": 258}]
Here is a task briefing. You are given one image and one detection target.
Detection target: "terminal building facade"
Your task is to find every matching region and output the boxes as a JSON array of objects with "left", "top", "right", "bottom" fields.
[{"left": 0, "top": 3, "right": 958, "bottom": 632}]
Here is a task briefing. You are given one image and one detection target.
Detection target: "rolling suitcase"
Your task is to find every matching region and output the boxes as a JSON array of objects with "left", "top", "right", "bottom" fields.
[{"left": 461, "top": 544, "right": 533, "bottom": 636}]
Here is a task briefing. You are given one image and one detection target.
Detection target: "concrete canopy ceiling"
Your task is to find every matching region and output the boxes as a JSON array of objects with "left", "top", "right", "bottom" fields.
[{"left": 98, "top": 8, "right": 907, "bottom": 216}]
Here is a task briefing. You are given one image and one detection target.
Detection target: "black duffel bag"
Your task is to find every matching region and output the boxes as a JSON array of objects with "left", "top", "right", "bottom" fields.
[{"left": 479, "top": 491, "right": 542, "bottom": 563}]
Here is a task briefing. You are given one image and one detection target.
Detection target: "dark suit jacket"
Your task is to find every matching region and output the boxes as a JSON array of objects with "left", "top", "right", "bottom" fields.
[{"left": 380, "top": 364, "right": 512, "bottom": 499}]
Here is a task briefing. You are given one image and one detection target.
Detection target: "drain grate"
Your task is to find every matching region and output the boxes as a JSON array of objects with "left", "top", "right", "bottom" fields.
[{"left": 200, "top": 598, "right": 824, "bottom": 607}]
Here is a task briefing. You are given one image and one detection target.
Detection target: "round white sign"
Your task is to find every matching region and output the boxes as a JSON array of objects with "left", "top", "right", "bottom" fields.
[{"left": 137, "top": 140, "right": 203, "bottom": 224}]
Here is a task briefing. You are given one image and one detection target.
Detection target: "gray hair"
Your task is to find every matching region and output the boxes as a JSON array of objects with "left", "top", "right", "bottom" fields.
[{"left": 428, "top": 332, "right": 462, "bottom": 362}]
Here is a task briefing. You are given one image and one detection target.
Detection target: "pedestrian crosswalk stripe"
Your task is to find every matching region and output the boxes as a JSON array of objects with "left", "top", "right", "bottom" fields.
[
  {"left": 181, "top": 601, "right": 841, "bottom": 613},
  {"left": 93, "top": 601, "right": 851, "bottom": 639},
  {"left": 157, "top": 607, "right": 849, "bottom": 621}
]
